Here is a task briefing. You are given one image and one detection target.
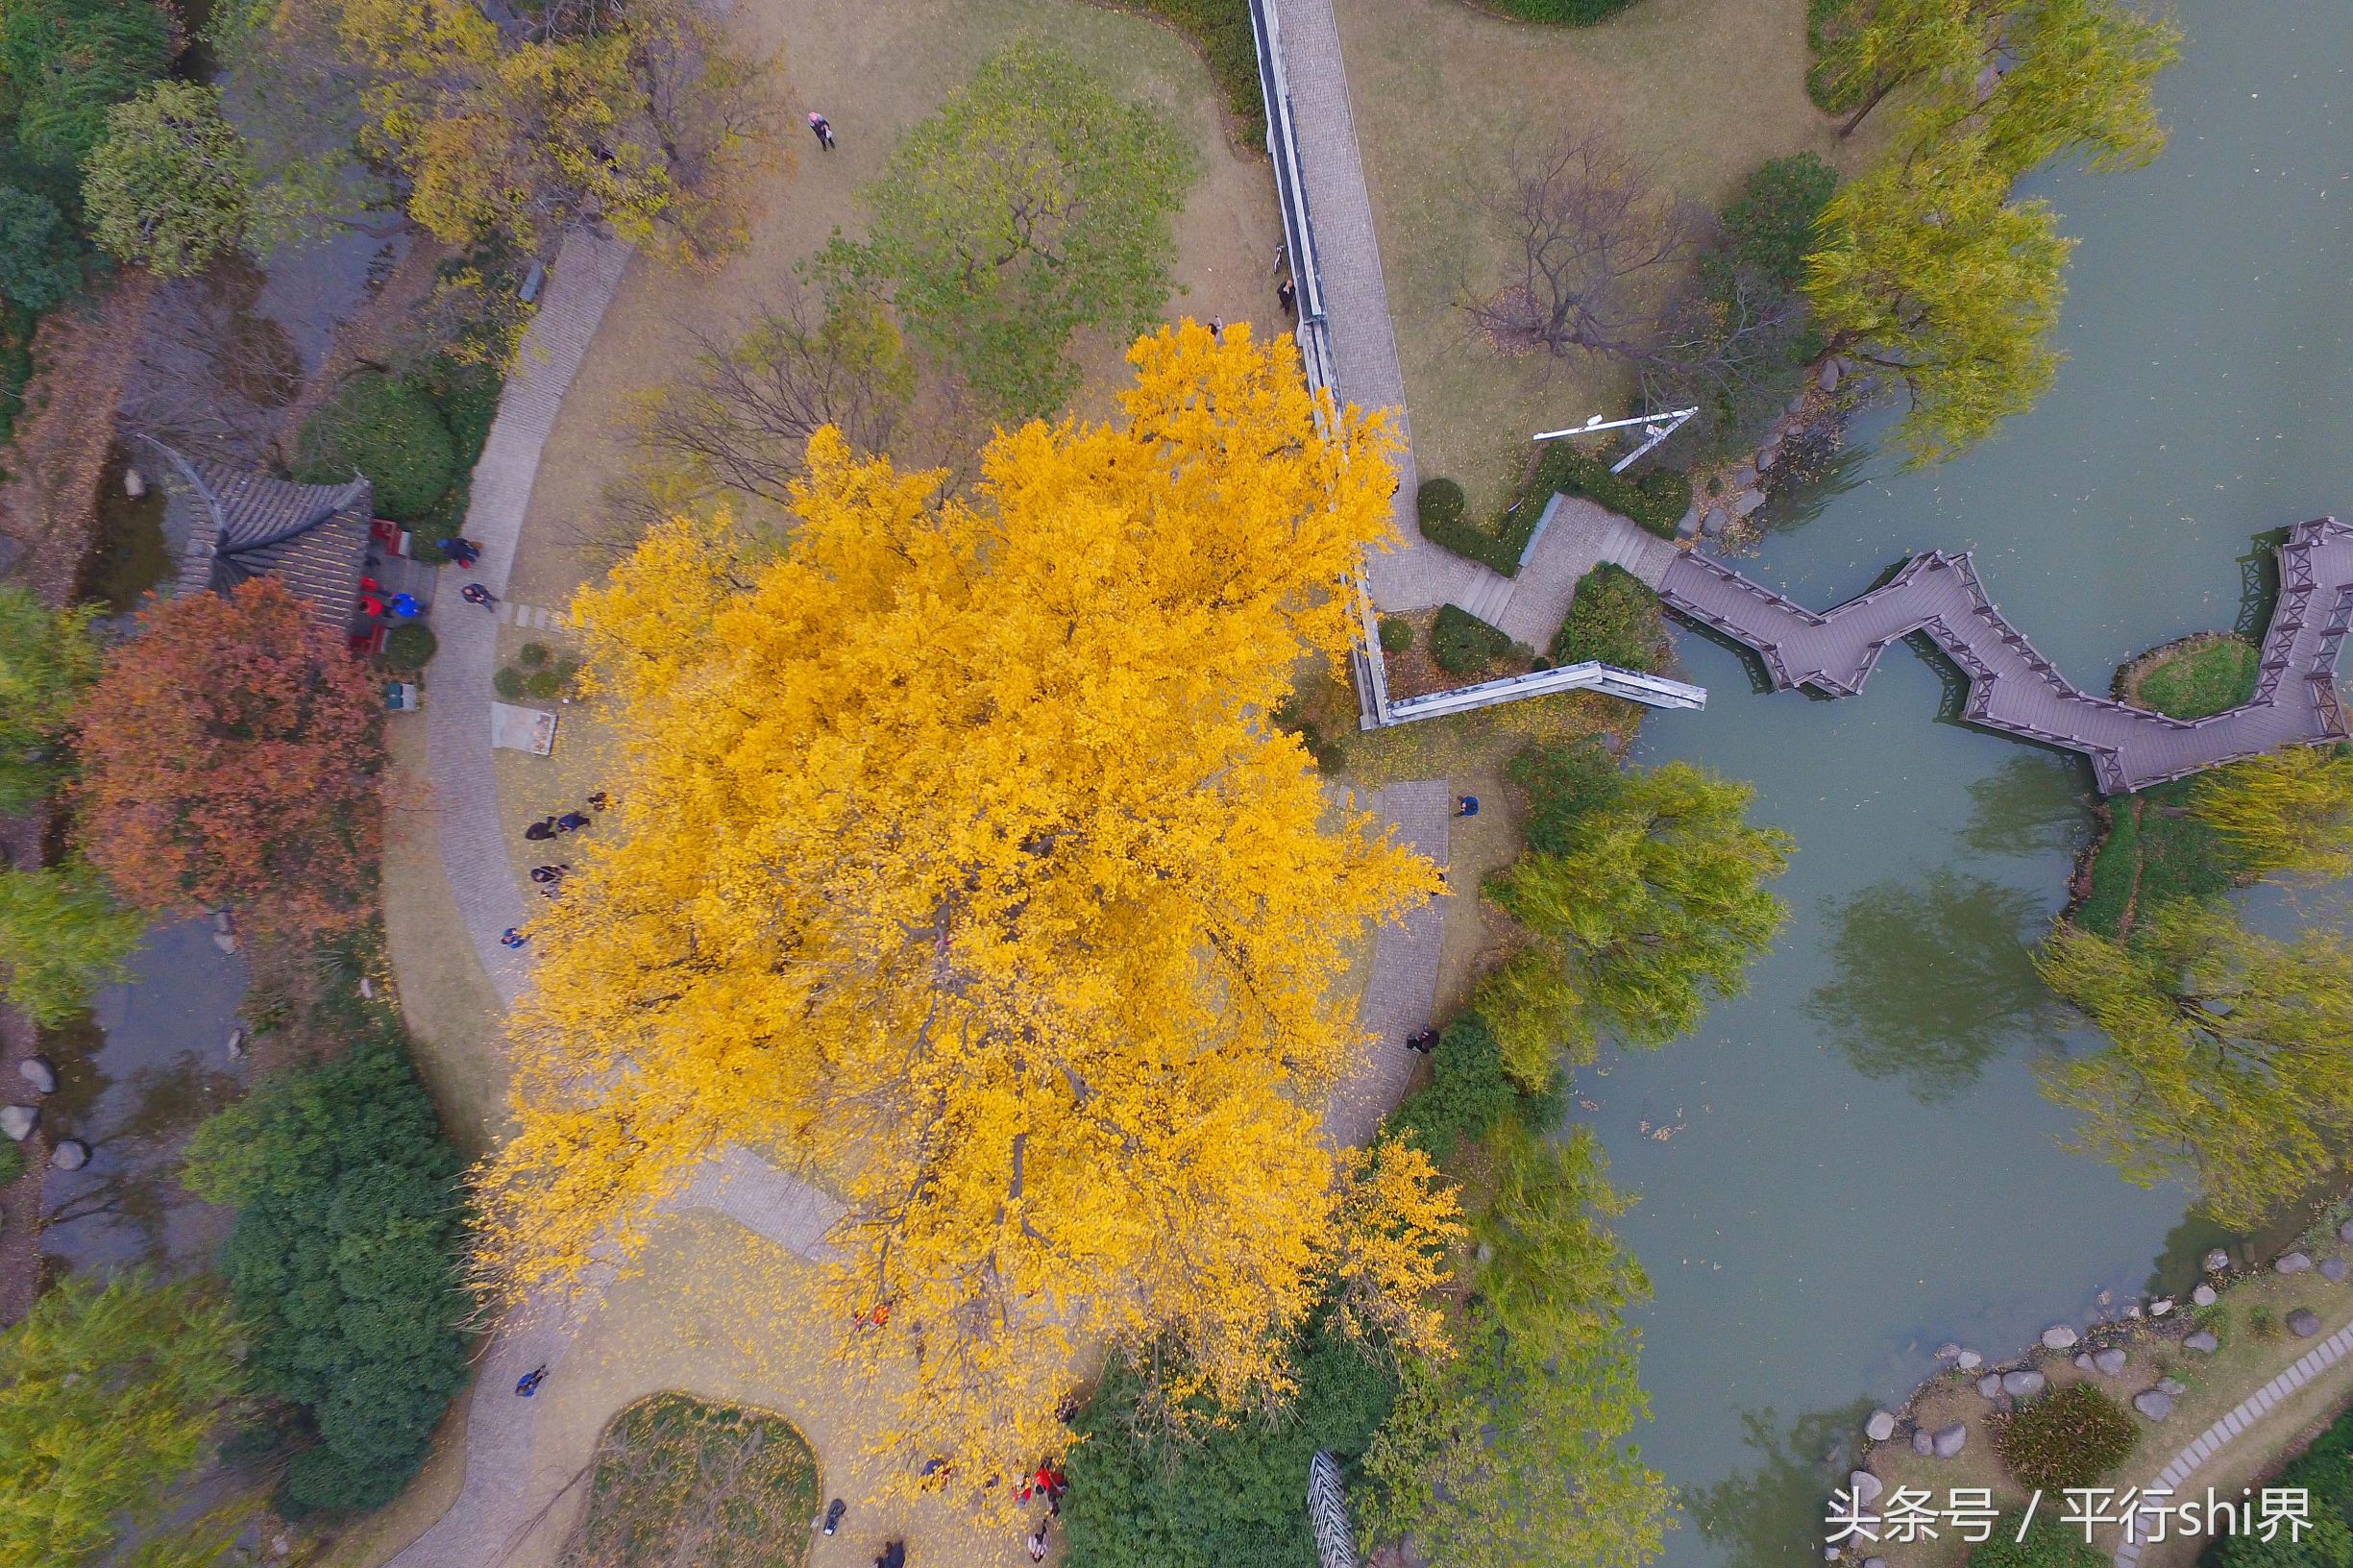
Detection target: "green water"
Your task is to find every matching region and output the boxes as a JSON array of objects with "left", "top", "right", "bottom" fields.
[{"left": 1603, "top": 8, "right": 2353, "bottom": 1562}]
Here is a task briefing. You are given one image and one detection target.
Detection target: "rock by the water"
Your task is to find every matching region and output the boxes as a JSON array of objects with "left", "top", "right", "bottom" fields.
[
  {"left": 2185, "top": 1330, "right": 2220, "bottom": 1354},
  {"left": 2193, "top": 1285, "right": 2218, "bottom": 1307},
  {"left": 0, "top": 1104, "right": 35, "bottom": 1140},
  {"left": 2043, "top": 1325, "right": 2079, "bottom": 1350},
  {"left": 1864, "top": 1559, "right": 1887, "bottom": 1568},
  {"left": 1677, "top": 504, "right": 1701, "bottom": 539},
  {"left": 1729, "top": 487, "right": 1769, "bottom": 520},
  {"left": 2073, "top": 1353, "right": 2095, "bottom": 1371},
  {"left": 2324, "top": 1258, "right": 2349, "bottom": 1283},
  {"left": 2205, "top": 1248, "right": 2232, "bottom": 1272},
  {"left": 1850, "top": 1472, "right": 1883, "bottom": 1507},
  {"left": 1956, "top": 1349, "right": 1983, "bottom": 1370},
  {"left": 226, "top": 1027, "right": 246, "bottom": 1061},
  {"left": 1757, "top": 442, "right": 1781, "bottom": 472},
  {"left": 50, "top": 1138, "right": 87, "bottom": 1171},
  {"left": 211, "top": 928, "right": 238, "bottom": 954},
  {"left": 1913, "top": 1428, "right": 1936, "bottom": 1456},
  {"left": 1787, "top": 392, "right": 1810, "bottom": 414},
  {"left": 2134, "top": 1390, "right": 2175, "bottom": 1422},
  {"left": 2095, "top": 1347, "right": 2128, "bottom": 1377},
  {"left": 16, "top": 1056, "right": 56, "bottom": 1094},
  {"left": 1933, "top": 1423, "right": 1968, "bottom": 1458},
  {"left": 1936, "top": 1342, "right": 1962, "bottom": 1360},
  {"left": 2341, "top": 1218, "right": 2353, "bottom": 1244},
  {"left": 2279, "top": 1252, "right": 2315, "bottom": 1275},
  {"left": 2290, "top": 1309, "right": 2323, "bottom": 1338},
  {"left": 2001, "top": 1370, "right": 2046, "bottom": 1398},
  {"left": 123, "top": 467, "right": 146, "bottom": 498},
  {"left": 1866, "top": 1409, "right": 1897, "bottom": 1442},
  {"left": 1702, "top": 508, "right": 1730, "bottom": 537},
  {"left": 1820, "top": 360, "right": 1844, "bottom": 393},
  {"left": 2151, "top": 1298, "right": 2175, "bottom": 1316},
  {"left": 1976, "top": 1373, "right": 2003, "bottom": 1398}
]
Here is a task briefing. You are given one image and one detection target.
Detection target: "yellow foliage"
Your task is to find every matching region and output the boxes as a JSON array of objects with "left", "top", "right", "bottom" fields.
[
  {"left": 1327, "top": 1139, "right": 1467, "bottom": 1362},
  {"left": 475, "top": 324, "right": 1438, "bottom": 1491}
]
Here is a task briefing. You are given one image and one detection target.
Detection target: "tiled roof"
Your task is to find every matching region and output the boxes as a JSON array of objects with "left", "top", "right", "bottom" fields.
[{"left": 159, "top": 449, "right": 376, "bottom": 634}]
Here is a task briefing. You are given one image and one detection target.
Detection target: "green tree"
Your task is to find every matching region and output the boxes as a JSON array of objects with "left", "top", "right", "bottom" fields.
[
  {"left": 2036, "top": 899, "right": 2353, "bottom": 1228},
  {"left": 0, "top": 1273, "right": 244, "bottom": 1568},
  {"left": 1360, "top": 1127, "right": 1671, "bottom": 1568},
  {"left": 0, "top": 584, "right": 100, "bottom": 814},
  {"left": 0, "top": 0, "right": 176, "bottom": 172},
  {"left": 1483, "top": 759, "right": 1793, "bottom": 1077},
  {"left": 833, "top": 40, "right": 1195, "bottom": 419},
  {"left": 1806, "top": 132, "right": 2074, "bottom": 464},
  {"left": 1809, "top": 0, "right": 1986, "bottom": 135},
  {"left": 1931, "top": 0, "right": 2180, "bottom": 176},
  {"left": 1717, "top": 152, "right": 1840, "bottom": 295},
  {"left": 2190, "top": 747, "right": 2353, "bottom": 884},
  {"left": 182, "top": 1032, "right": 473, "bottom": 1514},
  {"left": 0, "top": 860, "right": 142, "bottom": 1026},
  {"left": 84, "top": 83, "right": 256, "bottom": 277},
  {"left": 0, "top": 184, "right": 79, "bottom": 311}
]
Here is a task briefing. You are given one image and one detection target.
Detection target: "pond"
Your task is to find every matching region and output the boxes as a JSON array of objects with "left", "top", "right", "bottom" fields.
[{"left": 1599, "top": 7, "right": 2353, "bottom": 1564}]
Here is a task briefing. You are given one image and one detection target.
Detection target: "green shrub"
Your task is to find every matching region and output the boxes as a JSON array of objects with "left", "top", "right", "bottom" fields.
[
  {"left": 182, "top": 1029, "right": 474, "bottom": 1517},
  {"left": 562, "top": 1394, "right": 819, "bottom": 1568},
  {"left": 493, "top": 666, "right": 525, "bottom": 700},
  {"left": 1554, "top": 562, "right": 1665, "bottom": 672},
  {"left": 1991, "top": 1383, "right": 2137, "bottom": 1493},
  {"left": 523, "top": 668, "right": 564, "bottom": 699},
  {"left": 1417, "top": 477, "right": 1466, "bottom": 529},
  {"left": 1388, "top": 1014, "right": 1514, "bottom": 1161},
  {"left": 381, "top": 623, "right": 437, "bottom": 670},
  {"left": 1720, "top": 153, "right": 1839, "bottom": 295},
  {"left": 2203, "top": 1400, "right": 2353, "bottom": 1568},
  {"left": 294, "top": 373, "right": 457, "bottom": 523},
  {"left": 0, "top": 1138, "right": 21, "bottom": 1184},
  {"left": 1378, "top": 615, "right": 1414, "bottom": 653},
  {"left": 0, "top": 184, "right": 81, "bottom": 313},
  {"left": 519, "top": 641, "right": 550, "bottom": 668},
  {"left": 1468, "top": 0, "right": 1640, "bottom": 21},
  {"left": 1431, "top": 604, "right": 1513, "bottom": 676},
  {"left": 1973, "top": 1522, "right": 2113, "bottom": 1568},
  {"left": 1424, "top": 446, "right": 1694, "bottom": 575},
  {"left": 1063, "top": 1315, "right": 1398, "bottom": 1568}
]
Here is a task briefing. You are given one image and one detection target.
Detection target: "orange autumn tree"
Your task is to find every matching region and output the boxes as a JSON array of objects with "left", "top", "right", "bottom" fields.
[
  {"left": 475, "top": 322, "right": 1456, "bottom": 1486},
  {"left": 74, "top": 578, "right": 383, "bottom": 940}
]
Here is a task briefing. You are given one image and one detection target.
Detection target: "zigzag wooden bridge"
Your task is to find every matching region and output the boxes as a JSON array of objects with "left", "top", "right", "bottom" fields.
[{"left": 1589, "top": 511, "right": 2353, "bottom": 794}]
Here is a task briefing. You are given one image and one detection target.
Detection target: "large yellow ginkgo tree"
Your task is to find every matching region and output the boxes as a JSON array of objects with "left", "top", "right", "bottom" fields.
[{"left": 473, "top": 323, "right": 1450, "bottom": 1486}]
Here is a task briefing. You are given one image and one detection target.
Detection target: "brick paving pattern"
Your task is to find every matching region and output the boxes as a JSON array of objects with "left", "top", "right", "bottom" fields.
[
  {"left": 2114, "top": 1319, "right": 2353, "bottom": 1566},
  {"left": 1322, "top": 779, "right": 1453, "bottom": 1149}
]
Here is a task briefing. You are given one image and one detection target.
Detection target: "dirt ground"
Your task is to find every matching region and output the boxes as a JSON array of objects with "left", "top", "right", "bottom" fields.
[{"left": 1335, "top": 0, "right": 1888, "bottom": 516}]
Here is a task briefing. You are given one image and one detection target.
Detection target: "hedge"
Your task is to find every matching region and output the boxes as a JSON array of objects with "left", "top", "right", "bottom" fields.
[
  {"left": 1431, "top": 604, "right": 1513, "bottom": 675},
  {"left": 1471, "top": 0, "right": 1640, "bottom": 20},
  {"left": 294, "top": 373, "right": 457, "bottom": 523},
  {"left": 1378, "top": 615, "right": 1413, "bottom": 653},
  {"left": 381, "top": 623, "right": 436, "bottom": 670},
  {"left": 1992, "top": 1383, "right": 2137, "bottom": 1493},
  {"left": 1554, "top": 562, "right": 1665, "bottom": 672},
  {"left": 1422, "top": 447, "right": 1693, "bottom": 576}
]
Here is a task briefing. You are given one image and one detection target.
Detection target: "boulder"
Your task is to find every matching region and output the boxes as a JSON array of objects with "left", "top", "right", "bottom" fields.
[
  {"left": 123, "top": 466, "right": 146, "bottom": 499},
  {"left": 50, "top": 1138, "right": 87, "bottom": 1171},
  {"left": 2341, "top": 1218, "right": 2353, "bottom": 1244},
  {"left": 211, "top": 927, "right": 238, "bottom": 954},
  {"left": 1702, "top": 508, "right": 1731, "bottom": 537},
  {"left": 2193, "top": 1285, "right": 2218, "bottom": 1307},
  {"left": 1913, "top": 1428, "right": 1936, "bottom": 1456},
  {"left": 1677, "top": 505, "right": 1702, "bottom": 539},
  {"left": 2324, "top": 1258, "right": 2348, "bottom": 1283},
  {"left": 1956, "top": 1349, "right": 1983, "bottom": 1370},
  {"left": 1935, "top": 1342, "right": 1962, "bottom": 1360},
  {"left": 2151, "top": 1297, "right": 2175, "bottom": 1316},
  {"left": 2134, "top": 1389, "right": 2175, "bottom": 1422},
  {"left": 1729, "top": 487, "right": 1769, "bottom": 520},
  {"left": 226, "top": 1027, "right": 246, "bottom": 1061},
  {"left": 16, "top": 1056, "right": 56, "bottom": 1094},
  {"left": 1730, "top": 461, "right": 1760, "bottom": 491},
  {"left": 2290, "top": 1309, "right": 2323, "bottom": 1338},
  {"left": 1976, "top": 1373, "right": 2003, "bottom": 1398},
  {"left": 1787, "top": 392, "right": 1810, "bottom": 414},
  {"left": 1865, "top": 1559, "right": 1888, "bottom": 1568},
  {"left": 2125, "top": 1302, "right": 2144, "bottom": 1319},
  {"left": 2185, "top": 1330, "right": 2220, "bottom": 1354},
  {"left": 1933, "top": 1423, "right": 1968, "bottom": 1458},
  {"left": 2073, "top": 1353, "right": 2095, "bottom": 1371},
  {"left": 2095, "top": 1347, "right": 2128, "bottom": 1377},
  {"left": 1757, "top": 443, "right": 1781, "bottom": 472},
  {"left": 1866, "top": 1409, "right": 1897, "bottom": 1442},
  {"left": 2001, "top": 1370, "right": 2046, "bottom": 1398},
  {"left": 2205, "top": 1248, "right": 2232, "bottom": 1272},
  {"left": 1821, "top": 360, "right": 1844, "bottom": 393},
  {"left": 2042, "top": 1325, "right": 2079, "bottom": 1351},
  {"left": 2278, "top": 1252, "right": 2314, "bottom": 1275},
  {"left": 1850, "top": 1471, "right": 1883, "bottom": 1507},
  {"left": 0, "top": 1104, "right": 35, "bottom": 1141}
]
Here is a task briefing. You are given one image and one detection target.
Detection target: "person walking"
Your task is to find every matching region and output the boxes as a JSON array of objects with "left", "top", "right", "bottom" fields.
[
  {"left": 1277, "top": 276, "right": 1296, "bottom": 316},
  {"left": 438, "top": 536, "right": 481, "bottom": 567},
  {"left": 555, "top": 810, "right": 591, "bottom": 833},
  {"left": 1028, "top": 1522, "right": 1049, "bottom": 1561},
  {"left": 514, "top": 1364, "right": 548, "bottom": 1396},
  {"left": 1209, "top": 316, "right": 1224, "bottom": 345},
  {"left": 1405, "top": 1028, "right": 1436, "bottom": 1054},
  {"left": 821, "top": 1498, "right": 847, "bottom": 1536},
  {"left": 808, "top": 111, "right": 835, "bottom": 151},
  {"left": 525, "top": 817, "right": 559, "bottom": 842},
  {"left": 529, "top": 865, "right": 570, "bottom": 884},
  {"left": 461, "top": 582, "right": 499, "bottom": 610},
  {"left": 500, "top": 927, "right": 528, "bottom": 949}
]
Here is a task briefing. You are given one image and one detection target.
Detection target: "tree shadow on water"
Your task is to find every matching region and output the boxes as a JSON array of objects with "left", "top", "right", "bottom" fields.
[
  {"left": 1806, "top": 869, "right": 2063, "bottom": 1103},
  {"left": 1956, "top": 753, "right": 2095, "bottom": 861},
  {"left": 1687, "top": 1402, "right": 1875, "bottom": 1568}
]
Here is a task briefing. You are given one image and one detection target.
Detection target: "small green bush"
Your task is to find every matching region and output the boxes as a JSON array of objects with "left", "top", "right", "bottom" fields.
[
  {"left": 493, "top": 666, "right": 525, "bottom": 700},
  {"left": 522, "top": 668, "right": 563, "bottom": 699},
  {"left": 1992, "top": 1383, "right": 2137, "bottom": 1493},
  {"left": 1431, "top": 604, "right": 1513, "bottom": 676},
  {"left": 1973, "top": 1523, "right": 2112, "bottom": 1568},
  {"left": 1554, "top": 562, "right": 1665, "bottom": 672},
  {"left": 1470, "top": 0, "right": 1640, "bottom": 21},
  {"left": 1720, "top": 153, "right": 1839, "bottom": 295},
  {"left": 0, "top": 1138, "right": 21, "bottom": 1184},
  {"left": 294, "top": 373, "right": 457, "bottom": 523},
  {"left": 381, "top": 623, "right": 437, "bottom": 670},
  {"left": 1417, "top": 477, "right": 1466, "bottom": 529},
  {"left": 1389, "top": 1015, "right": 1514, "bottom": 1161},
  {"left": 1378, "top": 615, "right": 1414, "bottom": 653},
  {"left": 518, "top": 641, "right": 550, "bottom": 668}
]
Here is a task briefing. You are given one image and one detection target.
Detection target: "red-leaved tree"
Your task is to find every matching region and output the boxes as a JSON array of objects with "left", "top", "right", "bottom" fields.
[{"left": 74, "top": 579, "right": 383, "bottom": 941}]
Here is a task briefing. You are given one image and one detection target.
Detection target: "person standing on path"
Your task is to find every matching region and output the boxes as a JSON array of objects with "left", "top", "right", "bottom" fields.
[
  {"left": 461, "top": 582, "right": 499, "bottom": 610},
  {"left": 808, "top": 111, "right": 834, "bottom": 150},
  {"left": 1277, "top": 276, "right": 1296, "bottom": 316},
  {"left": 514, "top": 1365, "right": 548, "bottom": 1396}
]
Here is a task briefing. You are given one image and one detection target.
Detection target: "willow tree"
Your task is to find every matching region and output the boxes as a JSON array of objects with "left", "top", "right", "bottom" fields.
[
  {"left": 0, "top": 585, "right": 101, "bottom": 815},
  {"left": 2191, "top": 747, "right": 2353, "bottom": 884},
  {"left": 475, "top": 324, "right": 1450, "bottom": 1486},
  {"left": 2038, "top": 899, "right": 2353, "bottom": 1227}
]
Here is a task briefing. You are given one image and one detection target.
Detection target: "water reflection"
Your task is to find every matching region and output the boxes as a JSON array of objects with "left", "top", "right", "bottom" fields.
[
  {"left": 1807, "top": 869, "right": 2061, "bottom": 1103},
  {"left": 1958, "top": 754, "right": 2094, "bottom": 860},
  {"left": 1686, "top": 1403, "right": 1875, "bottom": 1568}
]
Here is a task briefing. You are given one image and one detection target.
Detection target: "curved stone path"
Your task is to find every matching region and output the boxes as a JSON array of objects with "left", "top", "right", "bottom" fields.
[
  {"left": 2114, "top": 1319, "right": 2353, "bottom": 1566},
  {"left": 390, "top": 227, "right": 1453, "bottom": 1568}
]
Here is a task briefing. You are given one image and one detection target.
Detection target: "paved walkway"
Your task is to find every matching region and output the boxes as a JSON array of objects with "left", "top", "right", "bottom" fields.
[
  {"left": 2115, "top": 1319, "right": 2353, "bottom": 1566},
  {"left": 1324, "top": 779, "right": 1453, "bottom": 1149},
  {"left": 1654, "top": 515, "right": 2353, "bottom": 794}
]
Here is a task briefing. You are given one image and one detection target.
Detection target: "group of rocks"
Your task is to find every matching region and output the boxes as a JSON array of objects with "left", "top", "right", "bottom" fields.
[
  {"left": 1679, "top": 358, "right": 1875, "bottom": 541},
  {"left": 1, "top": 1053, "right": 86, "bottom": 1171}
]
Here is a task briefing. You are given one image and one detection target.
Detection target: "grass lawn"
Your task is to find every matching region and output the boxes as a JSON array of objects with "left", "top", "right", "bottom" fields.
[
  {"left": 1333, "top": 0, "right": 1889, "bottom": 517},
  {"left": 2123, "top": 634, "right": 2261, "bottom": 721},
  {"left": 560, "top": 1392, "right": 820, "bottom": 1568}
]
